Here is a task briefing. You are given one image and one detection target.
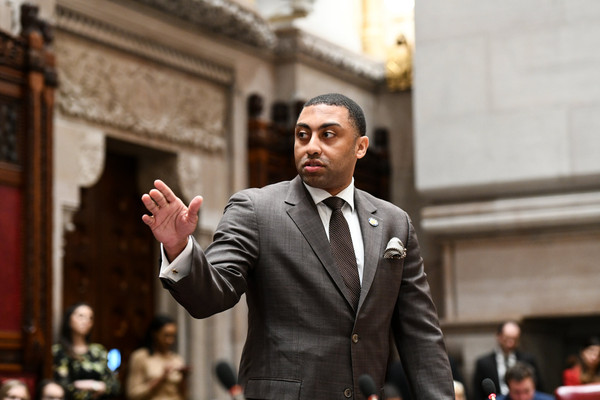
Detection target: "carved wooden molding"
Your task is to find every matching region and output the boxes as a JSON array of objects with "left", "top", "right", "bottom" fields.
[{"left": 0, "top": 32, "right": 26, "bottom": 70}]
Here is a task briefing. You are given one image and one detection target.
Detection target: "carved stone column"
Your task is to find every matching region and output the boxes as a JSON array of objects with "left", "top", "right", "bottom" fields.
[{"left": 52, "top": 119, "right": 106, "bottom": 332}]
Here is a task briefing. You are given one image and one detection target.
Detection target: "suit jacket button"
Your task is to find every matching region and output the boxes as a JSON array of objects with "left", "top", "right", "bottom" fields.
[
  {"left": 352, "top": 333, "right": 359, "bottom": 343},
  {"left": 344, "top": 388, "right": 352, "bottom": 398}
]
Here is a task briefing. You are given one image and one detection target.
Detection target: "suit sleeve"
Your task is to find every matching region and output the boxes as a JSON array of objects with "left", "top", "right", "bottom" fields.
[
  {"left": 160, "top": 191, "right": 260, "bottom": 319},
  {"left": 391, "top": 216, "right": 455, "bottom": 400}
]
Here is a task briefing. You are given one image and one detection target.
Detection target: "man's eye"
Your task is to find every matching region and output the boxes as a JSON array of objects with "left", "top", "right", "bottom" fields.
[
  {"left": 323, "top": 131, "right": 335, "bottom": 138},
  {"left": 296, "top": 131, "right": 308, "bottom": 139}
]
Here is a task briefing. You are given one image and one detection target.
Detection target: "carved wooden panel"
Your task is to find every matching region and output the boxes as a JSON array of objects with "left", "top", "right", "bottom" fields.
[
  {"left": 0, "top": 3, "right": 55, "bottom": 379},
  {"left": 0, "top": 185, "right": 23, "bottom": 333},
  {"left": 0, "top": 31, "right": 25, "bottom": 186},
  {"left": 62, "top": 152, "right": 156, "bottom": 386},
  {"left": 0, "top": 100, "right": 21, "bottom": 164}
]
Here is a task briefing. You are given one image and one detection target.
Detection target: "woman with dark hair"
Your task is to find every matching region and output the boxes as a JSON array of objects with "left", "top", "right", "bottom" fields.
[
  {"left": 563, "top": 336, "right": 600, "bottom": 385},
  {"left": 125, "top": 315, "right": 188, "bottom": 400},
  {"left": 52, "top": 303, "right": 120, "bottom": 400}
]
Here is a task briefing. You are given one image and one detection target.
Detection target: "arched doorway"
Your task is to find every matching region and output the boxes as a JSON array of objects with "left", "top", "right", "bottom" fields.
[{"left": 61, "top": 145, "right": 158, "bottom": 394}]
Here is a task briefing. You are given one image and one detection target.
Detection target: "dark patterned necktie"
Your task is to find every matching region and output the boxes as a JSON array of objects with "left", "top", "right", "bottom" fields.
[{"left": 323, "top": 197, "right": 361, "bottom": 310}]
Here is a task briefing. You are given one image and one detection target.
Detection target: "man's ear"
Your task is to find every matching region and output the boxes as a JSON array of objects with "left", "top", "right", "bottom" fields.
[{"left": 355, "top": 136, "right": 369, "bottom": 159}]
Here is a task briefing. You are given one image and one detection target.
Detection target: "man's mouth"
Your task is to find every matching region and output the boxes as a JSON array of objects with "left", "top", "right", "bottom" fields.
[{"left": 303, "top": 159, "right": 325, "bottom": 173}]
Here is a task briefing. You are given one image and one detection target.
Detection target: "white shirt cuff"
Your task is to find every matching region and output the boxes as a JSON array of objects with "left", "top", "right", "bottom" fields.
[{"left": 159, "top": 236, "right": 193, "bottom": 282}]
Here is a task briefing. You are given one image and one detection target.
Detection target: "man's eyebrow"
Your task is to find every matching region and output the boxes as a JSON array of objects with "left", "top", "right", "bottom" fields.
[{"left": 295, "top": 121, "right": 342, "bottom": 129}]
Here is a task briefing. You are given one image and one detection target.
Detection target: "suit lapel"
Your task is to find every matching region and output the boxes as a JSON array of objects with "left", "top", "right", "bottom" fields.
[
  {"left": 285, "top": 177, "right": 352, "bottom": 306},
  {"left": 355, "top": 190, "right": 382, "bottom": 311}
]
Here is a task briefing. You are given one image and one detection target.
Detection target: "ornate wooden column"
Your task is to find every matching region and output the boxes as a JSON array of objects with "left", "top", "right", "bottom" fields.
[{"left": 0, "top": 3, "right": 56, "bottom": 380}]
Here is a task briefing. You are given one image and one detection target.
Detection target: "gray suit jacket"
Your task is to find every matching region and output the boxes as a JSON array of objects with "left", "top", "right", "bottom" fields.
[{"left": 161, "top": 176, "right": 454, "bottom": 400}]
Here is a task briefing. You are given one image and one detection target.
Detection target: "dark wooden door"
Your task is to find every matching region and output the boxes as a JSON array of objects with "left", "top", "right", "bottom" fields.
[{"left": 62, "top": 151, "right": 156, "bottom": 381}]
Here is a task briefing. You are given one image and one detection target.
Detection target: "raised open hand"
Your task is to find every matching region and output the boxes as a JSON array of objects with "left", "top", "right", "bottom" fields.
[{"left": 141, "top": 179, "right": 203, "bottom": 260}]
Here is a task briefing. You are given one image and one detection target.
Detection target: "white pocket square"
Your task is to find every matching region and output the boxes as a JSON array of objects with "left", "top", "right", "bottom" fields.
[{"left": 383, "top": 237, "right": 407, "bottom": 259}]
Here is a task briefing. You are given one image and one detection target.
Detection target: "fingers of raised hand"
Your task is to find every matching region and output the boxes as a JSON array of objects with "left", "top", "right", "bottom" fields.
[
  {"left": 141, "top": 194, "right": 158, "bottom": 226},
  {"left": 154, "top": 179, "right": 178, "bottom": 204},
  {"left": 149, "top": 188, "right": 170, "bottom": 208},
  {"left": 141, "top": 193, "right": 157, "bottom": 211}
]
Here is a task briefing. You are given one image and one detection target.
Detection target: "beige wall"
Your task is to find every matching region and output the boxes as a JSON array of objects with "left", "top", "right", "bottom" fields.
[
  {"left": 414, "top": 1, "right": 600, "bottom": 197},
  {"left": 413, "top": 0, "right": 600, "bottom": 393},
  {"left": 446, "top": 230, "right": 600, "bottom": 320}
]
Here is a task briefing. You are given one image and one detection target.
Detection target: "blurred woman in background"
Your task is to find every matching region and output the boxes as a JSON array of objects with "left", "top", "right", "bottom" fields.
[
  {"left": 563, "top": 336, "right": 600, "bottom": 385},
  {"left": 52, "top": 302, "right": 120, "bottom": 400},
  {"left": 126, "top": 315, "right": 188, "bottom": 400}
]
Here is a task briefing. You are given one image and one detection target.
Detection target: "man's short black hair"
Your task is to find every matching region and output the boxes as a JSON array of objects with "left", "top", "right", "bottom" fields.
[{"left": 303, "top": 93, "right": 367, "bottom": 137}]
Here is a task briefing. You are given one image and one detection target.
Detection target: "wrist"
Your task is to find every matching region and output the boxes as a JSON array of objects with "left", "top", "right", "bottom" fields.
[{"left": 164, "top": 238, "right": 188, "bottom": 261}]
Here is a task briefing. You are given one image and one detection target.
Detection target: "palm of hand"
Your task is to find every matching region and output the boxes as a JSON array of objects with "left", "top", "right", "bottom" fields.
[
  {"left": 151, "top": 199, "right": 196, "bottom": 245},
  {"left": 141, "top": 180, "right": 203, "bottom": 253}
]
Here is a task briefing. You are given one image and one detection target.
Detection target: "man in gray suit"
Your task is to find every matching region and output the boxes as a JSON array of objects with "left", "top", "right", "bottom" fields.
[{"left": 142, "top": 93, "right": 454, "bottom": 400}]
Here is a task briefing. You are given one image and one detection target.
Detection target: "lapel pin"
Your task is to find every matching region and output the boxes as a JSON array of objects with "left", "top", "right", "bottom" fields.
[{"left": 368, "top": 217, "right": 379, "bottom": 227}]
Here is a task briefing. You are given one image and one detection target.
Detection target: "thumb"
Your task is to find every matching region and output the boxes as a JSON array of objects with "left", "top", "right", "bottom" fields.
[{"left": 187, "top": 196, "right": 203, "bottom": 218}]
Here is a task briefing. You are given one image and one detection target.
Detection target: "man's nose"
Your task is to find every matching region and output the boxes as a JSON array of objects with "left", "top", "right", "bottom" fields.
[{"left": 305, "top": 134, "right": 322, "bottom": 155}]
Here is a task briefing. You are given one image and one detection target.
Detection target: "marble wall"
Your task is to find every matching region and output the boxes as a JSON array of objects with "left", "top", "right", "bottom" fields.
[
  {"left": 414, "top": 0, "right": 600, "bottom": 197},
  {"left": 413, "top": 0, "right": 600, "bottom": 392}
]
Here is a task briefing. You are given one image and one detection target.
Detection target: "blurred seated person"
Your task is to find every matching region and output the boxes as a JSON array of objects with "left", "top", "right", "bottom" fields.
[
  {"left": 52, "top": 302, "right": 120, "bottom": 400},
  {"left": 497, "top": 362, "right": 553, "bottom": 400},
  {"left": 0, "top": 380, "right": 30, "bottom": 400},
  {"left": 454, "top": 380, "right": 467, "bottom": 400},
  {"left": 473, "top": 321, "right": 542, "bottom": 400},
  {"left": 35, "top": 380, "right": 64, "bottom": 400},
  {"left": 562, "top": 336, "right": 600, "bottom": 386},
  {"left": 126, "top": 315, "right": 189, "bottom": 400}
]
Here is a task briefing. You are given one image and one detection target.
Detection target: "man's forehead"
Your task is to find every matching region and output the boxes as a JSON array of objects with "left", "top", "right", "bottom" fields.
[
  {"left": 502, "top": 323, "right": 520, "bottom": 335},
  {"left": 296, "top": 104, "right": 349, "bottom": 123}
]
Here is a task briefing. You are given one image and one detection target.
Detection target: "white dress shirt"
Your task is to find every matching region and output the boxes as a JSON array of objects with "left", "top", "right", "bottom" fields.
[
  {"left": 496, "top": 349, "right": 516, "bottom": 395},
  {"left": 159, "top": 180, "right": 365, "bottom": 284}
]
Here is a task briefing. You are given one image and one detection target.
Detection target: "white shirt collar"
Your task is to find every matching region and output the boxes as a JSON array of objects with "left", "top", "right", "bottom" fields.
[{"left": 303, "top": 179, "right": 355, "bottom": 211}]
